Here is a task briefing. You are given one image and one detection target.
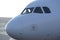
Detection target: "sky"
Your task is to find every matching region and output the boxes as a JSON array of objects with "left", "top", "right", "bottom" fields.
[{"left": 0, "top": 0, "right": 34, "bottom": 17}]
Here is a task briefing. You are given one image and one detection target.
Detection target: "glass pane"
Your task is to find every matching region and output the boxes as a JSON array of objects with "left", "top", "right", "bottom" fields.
[
  {"left": 21, "top": 7, "right": 34, "bottom": 14},
  {"left": 34, "top": 7, "right": 43, "bottom": 13},
  {"left": 43, "top": 7, "right": 51, "bottom": 13}
]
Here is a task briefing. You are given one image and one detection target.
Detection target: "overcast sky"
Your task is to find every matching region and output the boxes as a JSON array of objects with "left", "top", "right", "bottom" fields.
[{"left": 0, "top": 0, "right": 34, "bottom": 17}]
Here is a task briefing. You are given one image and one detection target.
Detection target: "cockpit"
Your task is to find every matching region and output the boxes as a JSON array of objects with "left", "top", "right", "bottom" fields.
[{"left": 21, "top": 7, "right": 51, "bottom": 14}]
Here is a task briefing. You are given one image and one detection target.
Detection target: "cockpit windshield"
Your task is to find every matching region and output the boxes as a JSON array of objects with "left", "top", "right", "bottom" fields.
[
  {"left": 21, "top": 7, "right": 51, "bottom": 15},
  {"left": 21, "top": 7, "right": 34, "bottom": 14}
]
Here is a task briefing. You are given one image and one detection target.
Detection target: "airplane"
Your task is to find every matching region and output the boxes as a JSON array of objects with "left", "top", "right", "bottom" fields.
[{"left": 5, "top": 0, "right": 60, "bottom": 40}]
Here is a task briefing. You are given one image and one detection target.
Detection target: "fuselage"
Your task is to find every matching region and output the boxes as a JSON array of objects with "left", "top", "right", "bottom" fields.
[{"left": 6, "top": 0, "right": 60, "bottom": 40}]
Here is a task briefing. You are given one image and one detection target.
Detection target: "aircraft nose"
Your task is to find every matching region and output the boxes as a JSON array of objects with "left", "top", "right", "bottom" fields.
[
  {"left": 5, "top": 17, "right": 24, "bottom": 39},
  {"left": 6, "top": 17, "right": 23, "bottom": 39},
  {"left": 6, "top": 23, "right": 17, "bottom": 39},
  {"left": 5, "top": 14, "right": 40, "bottom": 39}
]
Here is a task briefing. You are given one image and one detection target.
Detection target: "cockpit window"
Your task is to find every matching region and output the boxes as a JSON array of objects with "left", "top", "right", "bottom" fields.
[
  {"left": 21, "top": 7, "right": 51, "bottom": 15},
  {"left": 43, "top": 7, "right": 51, "bottom": 13},
  {"left": 34, "top": 7, "right": 43, "bottom": 13},
  {"left": 21, "top": 7, "right": 34, "bottom": 14}
]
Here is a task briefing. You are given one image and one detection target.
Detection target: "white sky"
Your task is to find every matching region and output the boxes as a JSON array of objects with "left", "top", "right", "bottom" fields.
[{"left": 0, "top": 0, "right": 34, "bottom": 17}]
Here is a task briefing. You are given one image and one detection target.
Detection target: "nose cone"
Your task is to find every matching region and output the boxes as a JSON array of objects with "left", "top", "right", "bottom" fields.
[
  {"left": 6, "top": 20, "right": 17, "bottom": 39},
  {"left": 6, "top": 16, "right": 24, "bottom": 39}
]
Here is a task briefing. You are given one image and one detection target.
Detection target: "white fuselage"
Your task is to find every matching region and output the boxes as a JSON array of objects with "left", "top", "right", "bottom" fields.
[{"left": 6, "top": 0, "right": 60, "bottom": 40}]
